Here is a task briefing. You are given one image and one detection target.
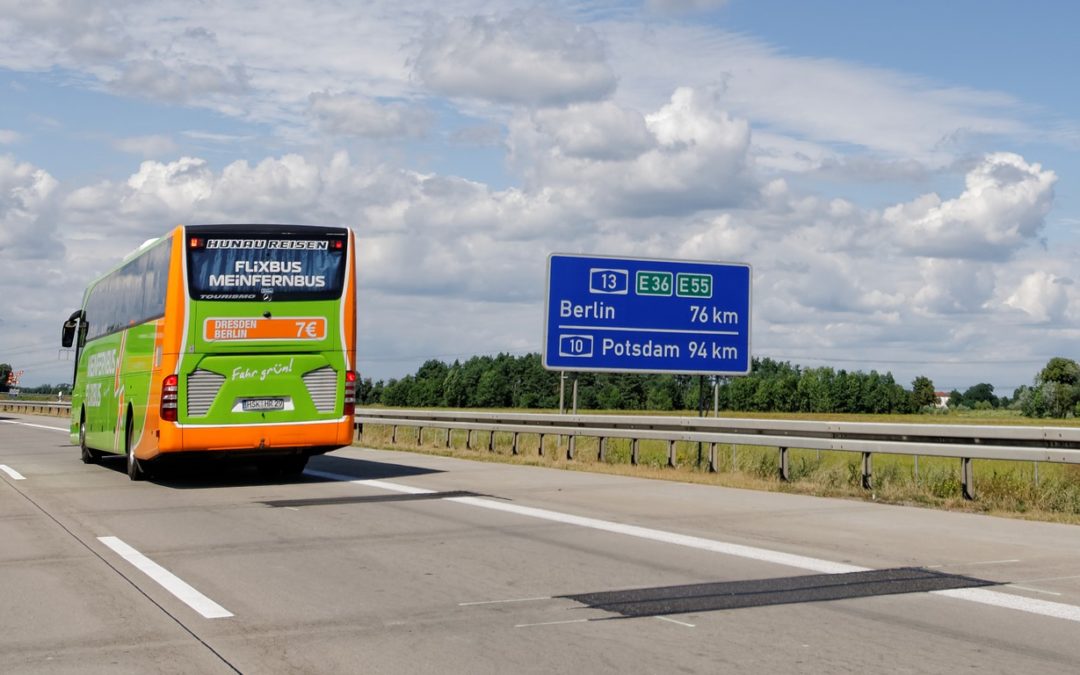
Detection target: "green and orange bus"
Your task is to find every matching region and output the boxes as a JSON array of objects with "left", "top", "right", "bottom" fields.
[{"left": 61, "top": 224, "right": 357, "bottom": 480}]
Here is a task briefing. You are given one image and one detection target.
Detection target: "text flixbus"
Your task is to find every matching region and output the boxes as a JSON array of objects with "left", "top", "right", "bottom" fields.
[{"left": 62, "top": 224, "right": 357, "bottom": 480}]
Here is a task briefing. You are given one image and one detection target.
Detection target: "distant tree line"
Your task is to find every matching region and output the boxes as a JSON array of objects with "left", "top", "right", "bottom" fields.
[
  {"left": 359, "top": 354, "right": 945, "bottom": 414},
  {"left": 1014, "top": 356, "right": 1080, "bottom": 418}
]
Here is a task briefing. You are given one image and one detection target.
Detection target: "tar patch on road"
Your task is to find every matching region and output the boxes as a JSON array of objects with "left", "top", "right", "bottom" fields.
[
  {"left": 563, "top": 567, "right": 996, "bottom": 617},
  {"left": 261, "top": 491, "right": 482, "bottom": 508}
]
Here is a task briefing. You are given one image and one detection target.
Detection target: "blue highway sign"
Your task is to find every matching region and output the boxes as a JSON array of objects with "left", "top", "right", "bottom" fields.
[{"left": 543, "top": 254, "right": 751, "bottom": 375}]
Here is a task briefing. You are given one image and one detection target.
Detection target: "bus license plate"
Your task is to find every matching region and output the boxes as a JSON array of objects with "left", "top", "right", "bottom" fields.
[{"left": 243, "top": 398, "right": 285, "bottom": 412}]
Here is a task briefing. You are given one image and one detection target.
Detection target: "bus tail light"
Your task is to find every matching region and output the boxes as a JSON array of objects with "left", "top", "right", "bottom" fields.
[
  {"left": 344, "top": 370, "right": 357, "bottom": 416},
  {"left": 161, "top": 374, "right": 179, "bottom": 422}
]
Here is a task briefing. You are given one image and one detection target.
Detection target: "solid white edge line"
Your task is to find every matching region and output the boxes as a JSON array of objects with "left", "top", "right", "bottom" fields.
[
  {"left": 459, "top": 596, "right": 553, "bottom": 607},
  {"left": 97, "top": 536, "right": 233, "bottom": 619},
  {"left": 307, "top": 471, "right": 1080, "bottom": 625},
  {"left": 1007, "top": 584, "right": 1062, "bottom": 597},
  {"left": 933, "top": 587, "right": 1080, "bottom": 622},
  {"left": 305, "top": 469, "right": 436, "bottom": 495},
  {"left": 0, "top": 464, "right": 26, "bottom": 480},
  {"left": 655, "top": 616, "right": 696, "bottom": 628},
  {"left": 515, "top": 618, "right": 591, "bottom": 628},
  {"left": 445, "top": 495, "right": 866, "bottom": 575},
  {"left": 0, "top": 420, "right": 68, "bottom": 432}
]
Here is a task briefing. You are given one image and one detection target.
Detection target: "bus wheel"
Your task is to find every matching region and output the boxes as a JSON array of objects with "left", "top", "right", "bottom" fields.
[
  {"left": 126, "top": 416, "right": 147, "bottom": 481},
  {"left": 79, "top": 411, "right": 100, "bottom": 464}
]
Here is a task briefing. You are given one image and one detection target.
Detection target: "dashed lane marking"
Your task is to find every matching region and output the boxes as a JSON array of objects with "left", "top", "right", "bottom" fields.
[
  {"left": 98, "top": 536, "right": 233, "bottom": 619},
  {"left": 0, "top": 464, "right": 26, "bottom": 480}
]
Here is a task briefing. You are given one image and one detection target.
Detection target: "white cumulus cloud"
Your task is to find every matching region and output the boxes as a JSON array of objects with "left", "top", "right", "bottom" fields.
[
  {"left": 510, "top": 87, "right": 755, "bottom": 217},
  {"left": 1005, "top": 271, "right": 1070, "bottom": 323},
  {"left": 0, "top": 154, "right": 59, "bottom": 258},
  {"left": 885, "top": 152, "right": 1056, "bottom": 260}
]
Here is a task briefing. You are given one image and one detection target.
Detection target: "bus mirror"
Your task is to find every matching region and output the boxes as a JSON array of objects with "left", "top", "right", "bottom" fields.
[
  {"left": 61, "top": 310, "right": 82, "bottom": 348},
  {"left": 61, "top": 322, "right": 76, "bottom": 348}
]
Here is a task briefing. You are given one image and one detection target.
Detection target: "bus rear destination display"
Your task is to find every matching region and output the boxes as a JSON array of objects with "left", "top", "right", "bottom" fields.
[{"left": 543, "top": 254, "right": 751, "bottom": 375}]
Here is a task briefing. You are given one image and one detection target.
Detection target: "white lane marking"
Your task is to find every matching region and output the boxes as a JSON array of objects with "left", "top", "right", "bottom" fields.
[
  {"left": 933, "top": 587, "right": 1080, "bottom": 622},
  {"left": 655, "top": 616, "right": 695, "bottom": 628},
  {"left": 1016, "top": 574, "right": 1080, "bottom": 583},
  {"left": 97, "top": 536, "right": 233, "bottom": 619},
  {"left": 515, "top": 618, "right": 591, "bottom": 628},
  {"left": 0, "top": 464, "right": 26, "bottom": 480},
  {"left": 1006, "top": 584, "right": 1063, "bottom": 597},
  {"left": 306, "top": 469, "right": 861, "bottom": 573},
  {"left": 306, "top": 470, "right": 435, "bottom": 495},
  {"left": 306, "top": 471, "right": 1080, "bottom": 625},
  {"left": 927, "top": 559, "right": 1022, "bottom": 570},
  {"left": 446, "top": 495, "right": 865, "bottom": 575},
  {"left": 0, "top": 420, "right": 68, "bottom": 432},
  {"left": 459, "top": 596, "right": 553, "bottom": 607}
]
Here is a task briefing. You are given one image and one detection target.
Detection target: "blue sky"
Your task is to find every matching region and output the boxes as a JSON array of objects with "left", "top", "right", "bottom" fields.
[{"left": 1, "top": 0, "right": 1077, "bottom": 395}]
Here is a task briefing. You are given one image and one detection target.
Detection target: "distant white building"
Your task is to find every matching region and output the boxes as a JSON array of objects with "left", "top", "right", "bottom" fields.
[{"left": 934, "top": 391, "right": 951, "bottom": 408}]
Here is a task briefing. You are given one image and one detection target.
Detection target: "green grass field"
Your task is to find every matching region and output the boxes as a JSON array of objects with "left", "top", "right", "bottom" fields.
[{"left": 356, "top": 408, "right": 1080, "bottom": 525}]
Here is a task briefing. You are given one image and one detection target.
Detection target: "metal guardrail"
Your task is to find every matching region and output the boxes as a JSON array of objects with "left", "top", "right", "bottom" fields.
[
  {"left": 7, "top": 402, "right": 1078, "bottom": 500},
  {"left": 355, "top": 409, "right": 1080, "bottom": 500},
  {"left": 0, "top": 401, "right": 72, "bottom": 417}
]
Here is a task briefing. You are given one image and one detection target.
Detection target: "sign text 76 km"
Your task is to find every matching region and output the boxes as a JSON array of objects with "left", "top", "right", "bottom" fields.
[{"left": 543, "top": 254, "right": 751, "bottom": 375}]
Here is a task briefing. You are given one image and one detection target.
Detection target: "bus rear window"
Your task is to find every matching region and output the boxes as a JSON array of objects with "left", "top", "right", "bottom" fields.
[{"left": 187, "top": 234, "right": 346, "bottom": 301}]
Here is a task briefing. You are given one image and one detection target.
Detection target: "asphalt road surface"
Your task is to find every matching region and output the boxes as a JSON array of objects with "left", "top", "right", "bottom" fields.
[{"left": 2, "top": 412, "right": 1079, "bottom": 674}]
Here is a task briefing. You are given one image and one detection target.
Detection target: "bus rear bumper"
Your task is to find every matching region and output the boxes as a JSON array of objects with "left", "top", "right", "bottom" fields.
[{"left": 153, "top": 418, "right": 354, "bottom": 459}]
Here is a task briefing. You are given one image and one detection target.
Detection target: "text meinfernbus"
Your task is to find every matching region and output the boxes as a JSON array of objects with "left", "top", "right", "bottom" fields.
[{"left": 61, "top": 224, "right": 357, "bottom": 480}]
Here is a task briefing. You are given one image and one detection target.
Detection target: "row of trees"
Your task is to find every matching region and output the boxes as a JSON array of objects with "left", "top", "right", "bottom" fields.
[
  {"left": 360, "top": 354, "right": 939, "bottom": 414},
  {"left": 1015, "top": 357, "right": 1080, "bottom": 418},
  {"left": 6, "top": 353, "right": 1076, "bottom": 417}
]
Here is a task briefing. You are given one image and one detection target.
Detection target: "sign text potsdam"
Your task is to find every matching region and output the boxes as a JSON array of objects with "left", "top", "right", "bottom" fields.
[{"left": 543, "top": 254, "right": 751, "bottom": 375}]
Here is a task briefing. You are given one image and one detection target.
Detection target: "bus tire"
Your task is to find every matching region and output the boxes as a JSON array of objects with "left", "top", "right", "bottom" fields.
[
  {"left": 126, "top": 414, "right": 147, "bottom": 481},
  {"left": 79, "top": 410, "right": 100, "bottom": 464}
]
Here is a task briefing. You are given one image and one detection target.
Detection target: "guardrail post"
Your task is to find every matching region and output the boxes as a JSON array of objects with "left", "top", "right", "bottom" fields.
[
  {"left": 631, "top": 439, "right": 639, "bottom": 465},
  {"left": 538, "top": 434, "right": 544, "bottom": 457},
  {"left": 598, "top": 437, "right": 606, "bottom": 462},
  {"left": 466, "top": 430, "right": 472, "bottom": 450},
  {"left": 961, "top": 458, "right": 975, "bottom": 500},
  {"left": 861, "top": 452, "right": 873, "bottom": 490},
  {"left": 417, "top": 426, "right": 423, "bottom": 445},
  {"left": 445, "top": 428, "right": 451, "bottom": 448},
  {"left": 391, "top": 425, "right": 397, "bottom": 444},
  {"left": 778, "top": 447, "right": 790, "bottom": 482},
  {"left": 511, "top": 433, "right": 519, "bottom": 455},
  {"left": 355, "top": 422, "right": 362, "bottom": 441},
  {"left": 667, "top": 440, "right": 676, "bottom": 468},
  {"left": 913, "top": 455, "right": 919, "bottom": 482},
  {"left": 567, "top": 433, "right": 575, "bottom": 460},
  {"left": 709, "top": 443, "right": 718, "bottom": 472},
  {"left": 488, "top": 431, "right": 495, "bottom": 453}
]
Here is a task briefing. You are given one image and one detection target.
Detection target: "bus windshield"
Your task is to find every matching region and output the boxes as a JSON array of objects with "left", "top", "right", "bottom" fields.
[{"left": 187, "top": 232, "right": 347, "bottom": 301}]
